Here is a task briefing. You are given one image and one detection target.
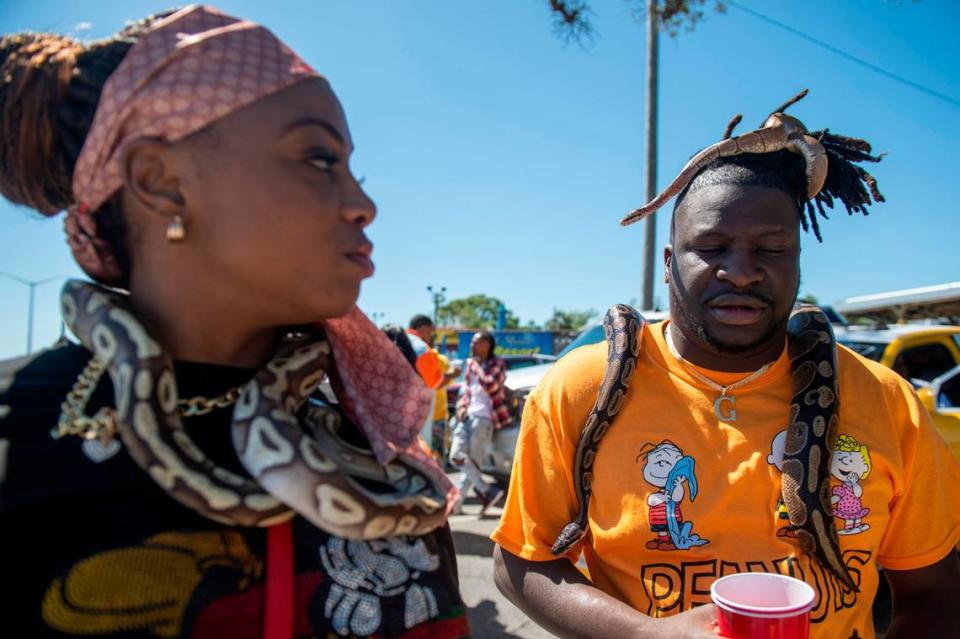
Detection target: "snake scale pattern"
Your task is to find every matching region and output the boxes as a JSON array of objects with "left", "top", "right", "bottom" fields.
[
  {"left": 552, "top": 303, "right": 854, "bottom": 590},
  {"left": 781, "top": 307, "right": 855, "bottom": 590},
  {"left": 551, "top": 304, "right": 644, "bottom": 555},
  {"left": 61, "top": 280, "right": 447, "bottom": 538}
]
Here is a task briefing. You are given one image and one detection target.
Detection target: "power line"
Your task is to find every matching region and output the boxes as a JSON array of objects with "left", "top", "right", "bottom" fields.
[{"left": 726, "top": 0, "right": 960, "bottom": 110}]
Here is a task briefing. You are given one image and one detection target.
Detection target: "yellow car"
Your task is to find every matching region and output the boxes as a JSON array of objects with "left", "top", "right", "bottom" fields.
[
  {"left": 916, "top": 366, "right": 960, "bottom": 460},
  {"left": 836, "top": 324, "right": 960, "bottom": 458}
]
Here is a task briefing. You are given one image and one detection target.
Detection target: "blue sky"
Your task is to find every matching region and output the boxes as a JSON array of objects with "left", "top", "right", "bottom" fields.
[{"left": 1, "top": 0, "right": 958, "bottom": 358}]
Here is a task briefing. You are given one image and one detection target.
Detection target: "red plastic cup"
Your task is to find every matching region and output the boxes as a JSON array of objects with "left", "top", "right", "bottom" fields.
[{"left": 710, "top": 573, "right": 816, "bottom": 639}]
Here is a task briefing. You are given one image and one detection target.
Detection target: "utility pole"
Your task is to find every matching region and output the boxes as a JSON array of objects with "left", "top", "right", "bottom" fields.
[
  {"left": 641, "top": 0, "right": 659, "bottom": 311},
  {"left": 426, "top": 285, "right": 447, "bottom": 325},
  {"left": 0, "top": 272, "right": 62, "bottom": 353}
]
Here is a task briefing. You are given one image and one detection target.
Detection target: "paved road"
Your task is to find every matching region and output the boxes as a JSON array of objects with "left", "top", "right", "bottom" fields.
[{"left": 447, "top": 473, "right": 554, "bottom": 639}]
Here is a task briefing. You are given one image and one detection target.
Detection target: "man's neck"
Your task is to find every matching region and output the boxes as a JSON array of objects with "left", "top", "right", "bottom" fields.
[{"left": 665, "top": 321, "right": 784, "bottom": 373}]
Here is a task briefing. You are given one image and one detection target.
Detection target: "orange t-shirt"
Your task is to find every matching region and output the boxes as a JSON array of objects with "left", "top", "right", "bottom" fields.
[
  {"left": 433, "top": 353, "right": 451, "bottom": 421},
  {"left": 405, "top": 330, "right": 443, "bottom": 390},
  {"left": 492, "top": 320, "right": 960, "bottom": 639}
]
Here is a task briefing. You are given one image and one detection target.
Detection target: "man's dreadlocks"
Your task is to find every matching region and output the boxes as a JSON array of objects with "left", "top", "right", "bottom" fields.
[{"left": 675, "top": 90, "right": 885, "bottom": 242}]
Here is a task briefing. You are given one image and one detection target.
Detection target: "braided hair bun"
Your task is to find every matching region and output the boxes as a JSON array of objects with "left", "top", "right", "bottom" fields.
[
  {"left": 0, "top": 13, "right": 172, "bottom": 217},
  {"left": 0, "top": 32, "right": 86, "bottom": 214}
]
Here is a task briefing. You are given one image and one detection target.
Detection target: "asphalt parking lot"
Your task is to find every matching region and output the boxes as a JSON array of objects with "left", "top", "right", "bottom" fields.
[{"left": 447, "top": 472, "right": 554, "bottom": 639}]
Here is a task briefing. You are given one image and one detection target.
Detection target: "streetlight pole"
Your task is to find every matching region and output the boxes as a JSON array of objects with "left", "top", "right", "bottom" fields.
[
  {"left": 426, "top": 285, "right": 447, "bottom": 325},
  {"left": 0, "top": 272, "right": 62, "bottom": 353},
  {"left": 641, "top": 0, "right": 660, "bottom": 311}
]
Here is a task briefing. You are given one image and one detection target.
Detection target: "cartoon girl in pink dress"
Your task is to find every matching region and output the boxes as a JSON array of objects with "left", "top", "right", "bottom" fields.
[{"left": 830, "top": 435, "right": 872, "bottom": 535}]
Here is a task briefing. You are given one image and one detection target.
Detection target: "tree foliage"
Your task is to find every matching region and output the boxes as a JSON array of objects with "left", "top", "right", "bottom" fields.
[
  {"left": 544, "top": 307, "right": 596, "bottom": 331},
  {"left": 647, "top": 0, "right": 727, "bottom": 37},
  {"left": 438, "top": 294, "right": 520, "bottom": 329},
  {"left": 545, "top": 0, "right": 595, "bottom": 44},
  {"left": 545, "top": 0, "right": 726, "bottom": 41}
]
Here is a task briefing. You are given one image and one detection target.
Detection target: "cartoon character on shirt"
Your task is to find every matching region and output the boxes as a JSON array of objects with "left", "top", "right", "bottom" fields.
[
  {"left": 767, "top": 429, "right": 800, "bottom": 538},
  {"left": 637, "top": 440, "right": 709, "bottom": 551},
  {"left": 831, "top": 434, "right": 872, "bottom": 535}
]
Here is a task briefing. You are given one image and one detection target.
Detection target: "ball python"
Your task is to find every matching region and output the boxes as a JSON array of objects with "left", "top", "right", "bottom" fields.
[
  {"left": 781, "top": 307, "right": 855, "bottom": 590},
  {"left": 551, "top": 304, "right": 644, "bottom": 555},
  {"left": 551, "top": 303, "right": 855, "bottom": 591},
  {"left": 620, "top": 90, "right": 827, "bottom": 227},
  {"left": 60, "top": 279, "right": 447, "bottom": 538}
]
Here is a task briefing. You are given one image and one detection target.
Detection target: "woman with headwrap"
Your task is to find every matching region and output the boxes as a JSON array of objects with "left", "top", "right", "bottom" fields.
[{"left": 0, "top": 7, "right": 468, "bottom": 638}]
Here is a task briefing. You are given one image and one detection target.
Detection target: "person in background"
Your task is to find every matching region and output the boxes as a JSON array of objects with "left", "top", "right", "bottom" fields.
[
  {"left": 406, "top": 314, "right": 444, "bottom": 389},
  {"left": 452, "top": 331, "right": 508, "bottom": 516},
  {"left": 382, "top": 323, "right": 418, "bottom": 370},
  {"left": 432, "top": 351, "right": 458, "bottom": 463},
  {"left": 407, "top": 315, "right": 460, "bottom": 456}
]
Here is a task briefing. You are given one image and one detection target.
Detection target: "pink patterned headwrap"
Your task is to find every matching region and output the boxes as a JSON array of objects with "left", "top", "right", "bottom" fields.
[
  {"left": 72, "top": 4, "right": 316, "bottom": 216},
  {"left": 327, "top": 308, "right": 454, "bottom": 506},
  {"left": 66, "top": 4, "right": 317, "bottom": 284},
  {"left": 64, "top": 5, "right": 454, "bottom": 504}
]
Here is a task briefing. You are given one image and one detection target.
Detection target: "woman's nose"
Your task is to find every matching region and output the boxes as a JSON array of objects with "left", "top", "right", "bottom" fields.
[{"left": 343, "top": 176, "right": 376, "bottom": 227}]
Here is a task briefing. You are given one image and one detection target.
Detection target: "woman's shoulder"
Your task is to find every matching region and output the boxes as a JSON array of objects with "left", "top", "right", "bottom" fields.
[{"left": 0, "top": 341, "right": 93, "bottom": 436}]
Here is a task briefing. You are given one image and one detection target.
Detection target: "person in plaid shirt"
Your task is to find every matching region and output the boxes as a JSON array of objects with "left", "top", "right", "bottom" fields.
[{"left": 451, "top": 331, "right": 508, "bottom": 515}]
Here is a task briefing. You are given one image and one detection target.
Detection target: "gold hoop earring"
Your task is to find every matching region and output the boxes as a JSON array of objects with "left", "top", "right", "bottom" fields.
[{"left": 166, "top": 215, "right": 185, "bottom": 242}]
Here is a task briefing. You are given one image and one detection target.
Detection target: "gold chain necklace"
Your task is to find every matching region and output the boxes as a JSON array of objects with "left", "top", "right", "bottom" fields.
[
  {"left": 51, "top": 357, "right": 242, "bottom": 443},
  {"left": 664, "top": 324, "right": 771, "bottom": 423}
]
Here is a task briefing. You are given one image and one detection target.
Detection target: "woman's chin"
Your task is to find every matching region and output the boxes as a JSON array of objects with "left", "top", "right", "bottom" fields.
[
  {"left": 312, "top": 290, "right": 360, "bottom": 321},
  {"left": 275, "top": 281, "right": 360, "bottom": 324}
]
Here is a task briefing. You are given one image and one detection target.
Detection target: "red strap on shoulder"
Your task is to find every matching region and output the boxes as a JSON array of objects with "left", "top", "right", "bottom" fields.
[{"left": 263, "top": 520, "right": 294, "bottom": 639}]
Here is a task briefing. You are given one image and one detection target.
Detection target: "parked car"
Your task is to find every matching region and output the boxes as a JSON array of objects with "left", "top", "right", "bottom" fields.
[
  {"left": 834, "top": 324, "right": 960, "bottom": 386},
  {"left": 835, "top": 323, "right": 960, "bottom": 465},
  {"left": 916, "top": 364, "right": 960, "bottom": 460}
]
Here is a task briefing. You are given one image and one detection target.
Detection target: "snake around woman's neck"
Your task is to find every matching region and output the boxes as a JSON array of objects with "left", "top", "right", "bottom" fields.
[
  {"left": 59, "top": 280, "right": 448, "bottom": 539},
  {"left": 551, "top": 304, "right": 856, "bottom": 591}
]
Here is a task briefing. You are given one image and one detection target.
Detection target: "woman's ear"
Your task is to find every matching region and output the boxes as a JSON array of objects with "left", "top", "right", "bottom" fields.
[{"left": 121, "top": 138, "right": 186, "bottom": 223}]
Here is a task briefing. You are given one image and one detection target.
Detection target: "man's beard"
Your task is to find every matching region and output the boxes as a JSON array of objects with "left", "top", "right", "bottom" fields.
[{"left": 669, "top": 285, "right": 794, "bottom": 356}]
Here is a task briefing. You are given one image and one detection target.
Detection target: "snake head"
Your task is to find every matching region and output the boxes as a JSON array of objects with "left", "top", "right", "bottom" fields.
[
  {"left": 763, "top": 113, "right": 809, "bottom": 138},
  {"left": 763, "top": 114, "right": 827, "bottom": 199}
]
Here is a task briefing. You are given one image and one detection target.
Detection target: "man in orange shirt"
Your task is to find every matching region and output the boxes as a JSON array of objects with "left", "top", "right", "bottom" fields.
[
  {"left": 406, "top": 315, "right": 445, "bottom": 390},
  {"left": 407, "top": 315, "right": 460, "bottom": 457},
  {"left": 492, "top": 101, "right": 960, "bottom": 639}
]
